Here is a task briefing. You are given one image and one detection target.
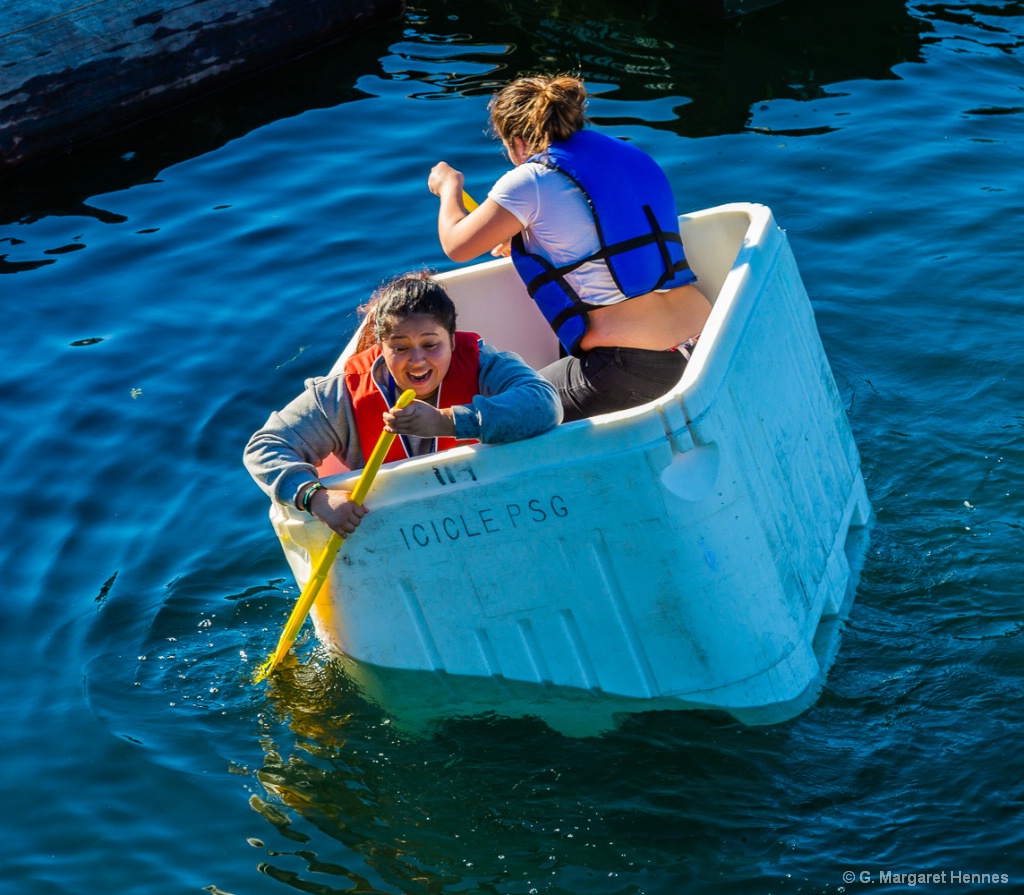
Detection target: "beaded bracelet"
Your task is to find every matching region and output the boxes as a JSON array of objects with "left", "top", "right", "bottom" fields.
[{"left": 301, "top": 482, "right": 325, "bottom": 513}]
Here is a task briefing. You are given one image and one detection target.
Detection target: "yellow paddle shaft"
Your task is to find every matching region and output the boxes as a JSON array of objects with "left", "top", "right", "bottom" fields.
[{"left": 253, "top": 388, "right": 417, "bottom": 682}]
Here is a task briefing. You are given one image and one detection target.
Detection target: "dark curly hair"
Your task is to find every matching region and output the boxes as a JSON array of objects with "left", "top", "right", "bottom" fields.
[{"left": 356, "top": 271, "right": 458, "bottom": 351}]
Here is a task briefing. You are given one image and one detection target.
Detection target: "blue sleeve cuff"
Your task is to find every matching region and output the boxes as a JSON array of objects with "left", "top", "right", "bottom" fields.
[{"left": 451, "top": 403, "right": 483, "bottom": 440}]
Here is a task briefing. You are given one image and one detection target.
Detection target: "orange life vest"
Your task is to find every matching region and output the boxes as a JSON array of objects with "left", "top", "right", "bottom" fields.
[{"left": 344, "top": 331, "right": 482, "bottom": 464}]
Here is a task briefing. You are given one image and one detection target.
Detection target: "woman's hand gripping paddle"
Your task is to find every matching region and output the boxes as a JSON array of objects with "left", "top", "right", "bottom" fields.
[{"left": 253, "top": 388, "right": 417, "bottom": 683}]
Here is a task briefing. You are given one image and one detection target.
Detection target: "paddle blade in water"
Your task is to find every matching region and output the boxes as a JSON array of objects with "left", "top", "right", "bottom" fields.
[{"left": 252, "top": 532, "right": 343, "bottom": 682}]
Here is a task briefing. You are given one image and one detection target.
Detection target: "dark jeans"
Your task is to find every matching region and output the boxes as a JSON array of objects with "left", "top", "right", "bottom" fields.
[{"left": 540, "top": 346, "right": 688, "bottom": 423}]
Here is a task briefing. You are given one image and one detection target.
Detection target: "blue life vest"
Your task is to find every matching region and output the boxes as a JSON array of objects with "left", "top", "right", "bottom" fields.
[{"left": 510, "top": 129, "right": 696, "bottom": 355}]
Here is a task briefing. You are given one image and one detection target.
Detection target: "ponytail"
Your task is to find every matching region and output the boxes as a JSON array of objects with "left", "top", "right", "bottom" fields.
[{"left": 489, "top": 74, "right": 588, "bottom": 155}]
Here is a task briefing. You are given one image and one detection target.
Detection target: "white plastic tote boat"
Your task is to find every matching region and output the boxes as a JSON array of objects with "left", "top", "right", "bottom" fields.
[{"left": 265, "top": 202, "right": 872, "bottom": 732}]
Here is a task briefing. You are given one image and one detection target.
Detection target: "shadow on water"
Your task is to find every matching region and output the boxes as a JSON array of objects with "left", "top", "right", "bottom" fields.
[{"left": 0, "top": 0, "right": 925, "bottom": 231}]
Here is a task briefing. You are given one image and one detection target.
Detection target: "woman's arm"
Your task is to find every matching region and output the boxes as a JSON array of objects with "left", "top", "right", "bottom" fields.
[
  {"left": 450, "top": 344, "right": 563, "bottom": 443},
  {"left": 428, "top": 161, "right": 524, "bottom": 262},
  {"left": 244, "top": 378, "right": 377, "bottom": 537},
  {"left": 243, "top": 376, "right": 358, "bottom": 502}
]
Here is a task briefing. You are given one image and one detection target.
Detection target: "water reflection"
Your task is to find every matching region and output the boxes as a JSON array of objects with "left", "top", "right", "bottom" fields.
[
  {"left": 250, "top": 654, "right": 789, "bottom": 894},
  {"left": 407, "top": 0, "right": 926, "bottom": 136}
]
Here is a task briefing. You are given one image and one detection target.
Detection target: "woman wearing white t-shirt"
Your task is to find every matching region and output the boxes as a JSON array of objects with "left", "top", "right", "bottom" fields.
[{"left": 427, "top": 73, "right": 711, "bottom": 422}]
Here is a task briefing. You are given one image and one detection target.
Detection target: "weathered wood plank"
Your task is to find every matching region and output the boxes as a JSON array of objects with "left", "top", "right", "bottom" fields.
[{"left": 1, "top": 0, "right": 403, "bottom": 173}]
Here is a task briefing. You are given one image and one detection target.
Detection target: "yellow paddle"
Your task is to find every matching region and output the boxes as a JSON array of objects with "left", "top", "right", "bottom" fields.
[
  {"left": 462, "top": 189, "right": 478, "bottom": 212},
  {"left": 253, "top": 387, "right": 417, "bottom": 683}
]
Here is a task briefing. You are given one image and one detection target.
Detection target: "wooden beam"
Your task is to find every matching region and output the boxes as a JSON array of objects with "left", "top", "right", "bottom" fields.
[{"left": 1, "top": 0, "right": 404, "bottom": 173}]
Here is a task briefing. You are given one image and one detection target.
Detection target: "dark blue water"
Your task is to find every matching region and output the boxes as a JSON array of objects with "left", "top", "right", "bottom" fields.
[{"left": 3, "top": 0, "right": 1022, "bottom": 892}]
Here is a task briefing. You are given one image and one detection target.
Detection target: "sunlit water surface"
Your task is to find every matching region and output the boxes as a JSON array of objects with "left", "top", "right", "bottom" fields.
[{"left": 2, "top": 0, "right": 1022, "bottom": 892}]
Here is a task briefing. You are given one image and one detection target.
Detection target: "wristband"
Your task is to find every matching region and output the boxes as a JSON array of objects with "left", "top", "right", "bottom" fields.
[{"left": 301, "top": 482, "right": 325, "bottom": 513}]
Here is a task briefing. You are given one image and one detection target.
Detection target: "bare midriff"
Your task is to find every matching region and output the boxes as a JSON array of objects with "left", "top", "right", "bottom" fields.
[{"left": 578, "top": 283, "right": 712, "bottom": 352}]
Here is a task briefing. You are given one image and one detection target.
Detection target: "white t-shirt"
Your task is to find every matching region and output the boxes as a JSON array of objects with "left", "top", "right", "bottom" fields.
[{"left": 488, "top": 162, "right": 624, "bottom": 306}]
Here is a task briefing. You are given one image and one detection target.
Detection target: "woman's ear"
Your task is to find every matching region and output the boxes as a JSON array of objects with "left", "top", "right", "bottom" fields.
[{"left": 512, "top": 137, "right": 531, "bottom": 164}]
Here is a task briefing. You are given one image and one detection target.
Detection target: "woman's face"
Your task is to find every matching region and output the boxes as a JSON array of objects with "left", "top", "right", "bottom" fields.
[{"left": 379, "top": 314, "right": 454, "bottom": 400}]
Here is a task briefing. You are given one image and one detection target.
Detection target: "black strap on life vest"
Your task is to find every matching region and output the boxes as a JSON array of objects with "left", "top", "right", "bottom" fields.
[
  {"left": 522, "top": 229, "right": 688, "bottom": 295},
  {"left": 644, "top": 205, "right": 693, "bottom": 290},
  {"left": 513, "top": 233, "right": 601, "bottom": 331},
  {"left": 521, "top": 204, "right": 689, "bottom": 297}
]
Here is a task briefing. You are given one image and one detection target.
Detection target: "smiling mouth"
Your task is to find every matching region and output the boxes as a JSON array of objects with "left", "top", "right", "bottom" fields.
[{"left": 408, "top": 370, "right": 432, "bottom": 383}]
